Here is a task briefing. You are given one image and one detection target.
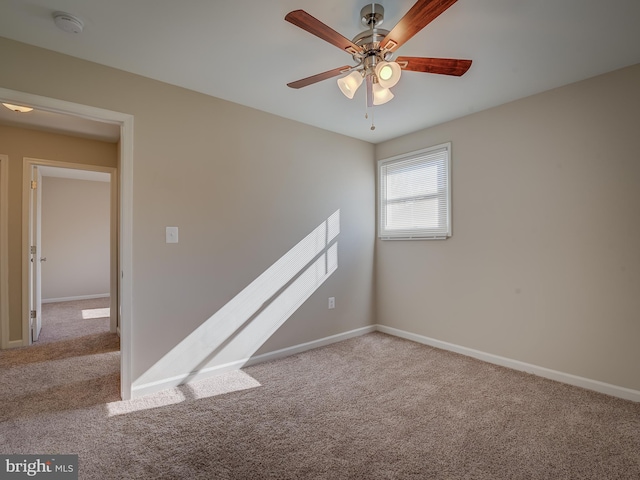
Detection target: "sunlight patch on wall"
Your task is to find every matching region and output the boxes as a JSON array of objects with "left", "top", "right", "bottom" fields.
[{"left": 132, "top": 210, "right": 340, "bottom": 396}]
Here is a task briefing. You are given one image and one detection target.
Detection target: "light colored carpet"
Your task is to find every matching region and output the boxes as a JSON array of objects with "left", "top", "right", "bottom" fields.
[
  {"left": 39, "top": 297, "right": 112, "bottom": 344},
  {"left": 1, "top": 324, "right": 639, "bottom": 479}
]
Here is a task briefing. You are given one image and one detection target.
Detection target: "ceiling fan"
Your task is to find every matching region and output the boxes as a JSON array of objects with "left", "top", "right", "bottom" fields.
[{"left": 285, "top": 0, "right": 472, "bottom": 110}]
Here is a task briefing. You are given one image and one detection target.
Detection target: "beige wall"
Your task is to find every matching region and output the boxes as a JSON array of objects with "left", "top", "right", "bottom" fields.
[
  {"left": 0, "top": 37, "right": 375, "bottom": 389},
  {"left": 0, "top": 124, "right": 117, "bottom": 340},
  {"left": 41, "top": 176, "right": 111, "bottom": 301},
  {"left": 7, "top": 34, "right": 634, "bottom": 396},
  {"left": 376, "top": 64, "right": 640, "bottom": 391}
]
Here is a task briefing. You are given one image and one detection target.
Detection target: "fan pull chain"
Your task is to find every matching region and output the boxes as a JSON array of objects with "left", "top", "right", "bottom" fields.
[
  {"left": 364, "top": 92, "right": 376, "bottom": 131},
  {"left": 365, "top": 108, "right": 375, "bottom": 131}
]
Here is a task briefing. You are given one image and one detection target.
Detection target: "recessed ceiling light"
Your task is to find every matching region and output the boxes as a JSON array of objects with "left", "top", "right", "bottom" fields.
[
  {"left": 53, "top": 11, "right": 84, "bottom": 34},
  {"left": 2, "top": 103, "right": 34, "bottom": 113}
]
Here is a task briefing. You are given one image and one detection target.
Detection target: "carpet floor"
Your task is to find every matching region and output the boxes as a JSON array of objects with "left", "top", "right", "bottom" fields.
[
  {"left": 39, "top": 297, "right": 113, "bottom": 344},
  {"left": 1, "top": 314, "right": 639, "bottom": 479}
]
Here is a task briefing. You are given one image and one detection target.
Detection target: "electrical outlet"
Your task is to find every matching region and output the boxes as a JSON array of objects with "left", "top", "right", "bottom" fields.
[{"left": 328, "top": 297, "right": 335, "bottom": 309}]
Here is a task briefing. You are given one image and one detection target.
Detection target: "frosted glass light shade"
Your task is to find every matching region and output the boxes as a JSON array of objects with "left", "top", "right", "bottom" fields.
[
  {"left": 375, "top": 61, "right": 401, "bottom": 89},
  {"left": 372, "top": 84, "right": 394, "bottom": 105},
  {"left": 2, "top": 103, "right": 33, "bottom": 113},
  {"left": 337, "top": 71, "right": 363, "bottom": 99}
]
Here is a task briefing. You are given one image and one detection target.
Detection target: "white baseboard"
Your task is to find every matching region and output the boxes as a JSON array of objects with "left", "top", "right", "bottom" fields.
[
  {"left": 131, "top": 358, "right": 250, "bottom": 398},
  {"left": 131, "top": 325, "right": 377, "bottom": 398},
  {"left": 245, "top": 325, "right": 378, "bottom": 367},
  {"left": 42, "top": 293, "right": 110, "bottom": 304},
  {"left": 129, "top": 323, "right": 639, "bottom": 403},
  {"left": 376, "top": 325, "right": 640, "bottom": 403}
]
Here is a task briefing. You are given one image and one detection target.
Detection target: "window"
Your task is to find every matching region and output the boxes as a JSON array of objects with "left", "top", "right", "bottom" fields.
[{"left": 378, "top": 142, "right": 451, "bottom": 240}]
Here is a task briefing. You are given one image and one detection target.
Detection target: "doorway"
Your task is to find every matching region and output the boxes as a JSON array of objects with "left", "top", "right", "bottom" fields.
[
  {"left": 0, "top": 86, "right": 134, "bottom": 400},
  {"left": 28, "top": 164, "right": 115, "bottom": 344}
]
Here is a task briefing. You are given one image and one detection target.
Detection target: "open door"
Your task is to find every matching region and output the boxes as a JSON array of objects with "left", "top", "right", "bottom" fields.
[{"left": 29, "top": 165, "right": 43, "bottom": 342}]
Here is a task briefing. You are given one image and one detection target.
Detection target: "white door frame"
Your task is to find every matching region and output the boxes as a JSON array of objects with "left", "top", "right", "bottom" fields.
[
  {"left": 23, "top": 159, "right": 117, "bottom": 338},
  {"left": 0, "top": 87, "right": 134, "bottom": 400},
  {"left": 0, "top": 154, "right": 9, "bottom": 349},
  {"left": 28, "top": 165, "right": 43, "bottom": 342}
]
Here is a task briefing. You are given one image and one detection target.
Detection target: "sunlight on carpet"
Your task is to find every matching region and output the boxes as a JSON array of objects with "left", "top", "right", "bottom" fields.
[
  {"left": 106, "top": 370, "right": 261, "bottom": 416},
  {"left": 82, "top": 308, "right": 110, "bottom": 319}
]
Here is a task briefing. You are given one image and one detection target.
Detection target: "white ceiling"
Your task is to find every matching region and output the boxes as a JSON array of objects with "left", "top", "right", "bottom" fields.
[{"left": 1, "top": 0, "right": 639, "bottom": 144}]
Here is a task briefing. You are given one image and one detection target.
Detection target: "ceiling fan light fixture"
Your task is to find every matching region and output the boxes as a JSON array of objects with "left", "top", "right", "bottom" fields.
[
  {"left": 375, "top": 61, "right": 401, "bottom": 89},
  {"left": 285, "top": 1, "right": 473, "bottom": 129},
  {"left": 337, "top": 71, "right": 363, "bottom": 99},
  {"left": 372, "top": 84, "right": 394, "bottom": 105},
  {"left": 2, "top": 102, "right": 34, "bottom": 113}
]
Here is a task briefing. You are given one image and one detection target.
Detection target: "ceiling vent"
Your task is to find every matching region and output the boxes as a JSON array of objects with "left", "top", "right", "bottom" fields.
[{"left": 53, "top": 11, "right": 84, "bottom": 34}]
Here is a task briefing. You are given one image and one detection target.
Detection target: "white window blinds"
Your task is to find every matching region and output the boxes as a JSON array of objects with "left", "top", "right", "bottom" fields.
[{"left": 378, "top": 143, "right": 451, "bottom": 240}]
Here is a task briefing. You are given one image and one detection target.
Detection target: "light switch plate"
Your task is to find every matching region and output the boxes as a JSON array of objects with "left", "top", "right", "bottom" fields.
[{"left": 166, "top": 226, "right": 179, "bottom": 243}]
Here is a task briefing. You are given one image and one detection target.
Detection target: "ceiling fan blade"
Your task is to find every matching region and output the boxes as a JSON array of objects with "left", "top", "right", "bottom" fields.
[
  {"left": 381, "top": 0, "right": 458, "bottom": 52},
  {"left": 396, "top": 57, "right": 472, "bottom": 76},
  {"left": 285, "top": 10, "right": 362, "bottom": 55},
  {"left": 287, "top": 65, "right": 353, "bottom": 89}
]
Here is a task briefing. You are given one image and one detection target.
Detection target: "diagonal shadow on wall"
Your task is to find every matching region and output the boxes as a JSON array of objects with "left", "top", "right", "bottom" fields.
[{"left": 132, "top": 210, "right": 340, "bottom": 396}]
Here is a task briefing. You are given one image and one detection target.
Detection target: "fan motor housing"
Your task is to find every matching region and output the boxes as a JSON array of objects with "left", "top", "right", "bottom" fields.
[
  {"left": 352, "top": 28, "right": 389, "bottom": 49},
  {"left": 353, "top": 4, "right": 391, "bottom": 64}
]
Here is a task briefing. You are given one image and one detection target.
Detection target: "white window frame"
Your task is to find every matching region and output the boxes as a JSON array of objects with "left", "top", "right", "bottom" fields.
[{"left": 378, "top": 142, "right": 452, "bottom": 240}]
